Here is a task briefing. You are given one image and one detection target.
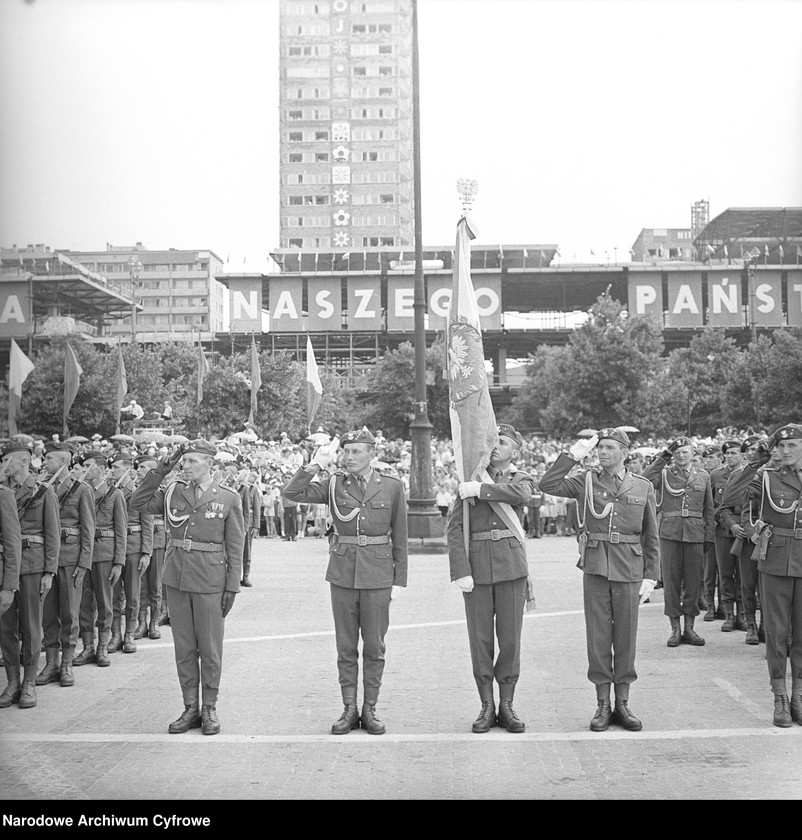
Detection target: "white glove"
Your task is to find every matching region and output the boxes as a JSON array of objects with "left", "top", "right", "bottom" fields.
[
  {"left": 310, "top": 445, "right": 333, "bottom": 470},
  {"left": 454, "top": 575, "right": 475, "bottom": 593},
  {"left": 638, "top": 578, "right": 657, "bottom": 605},
  {"left": 569, "top": 434, "right": 599, "bottom": 461},
  {"left": 390, "top": 585, "right": 404, "bottom": 601},
  {"left": 458, "top": 481, "right": 482, "bottom": 499}
]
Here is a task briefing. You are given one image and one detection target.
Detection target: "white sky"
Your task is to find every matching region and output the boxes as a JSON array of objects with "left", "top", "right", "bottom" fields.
[{"left": 1, "top": 0, "right": 801, "bottom": 271}]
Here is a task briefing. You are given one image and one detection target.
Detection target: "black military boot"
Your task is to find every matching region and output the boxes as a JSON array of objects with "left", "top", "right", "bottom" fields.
[
  {"left": 201, "top": 704, "right": 221, "bottom": 736},
  {"left": 361, "top": 690, "right": 385, "bottom": 735},
  {"left": 0, "top": 665, "right": 21, "bottom": 708},
  {"left": 682, "top": 615, "right": 705, "bottom": 646},
  {"left": 107, "top": 618, "right": 123, "bottom": 653},
  {"left": 73, "top": 632, "right": 96, "bottom": 666},
  {"left": 168, "top": 704, "right": 202, "bottom": 734},
  {"left": 35, "top": 648, "right": 61, "bottom": 685},
  {"left": 715, "top": 604, "right": 727, "bottom": 620},
  {"left": 667, "top": 616, "right": 682, "bottom": 647},
  {"left": 745, "top": 618, "right": 759, "bottom": 645},
  {"left": 721, "top": 609, "right": 736, "bottom": 632},
  {"left": 157, "top": 611, "right": 171, "bottom": 627},
  {"left": 122, "top": 619, "right": 137, "bottom": 653},
  {"left": 590, "top": 683, "right": 612, "bottom": 732},
  {"left": 497, "top": 683, "right": 525, "bottom": 733},
  {"left": 471, "top": 684, "right": 496, "bottom": 733},
  {"left": 703, "top": 602, "right": 716, "bottom": 621},
  {"left": 773, "top": 695, "right": 792, "bottom": 728},
  {"left": 18, "top": 667, "right": 38, "bottom": 709},
  {"left": 734, "top": 609, "right": 748, "bottom": 632},
  {"left": 59, "top": 649, "right": 75, "bottom": 687},
  {"left": 790, "top": 691, "right": 802, "bottom": 726},
  {"left": 96, "top": 642, "right": 110, "bottom": 668},
  {"left": 612, "top": 683, "right": 642, "bottom": 731},
  {"left": 148, "top": 618, "right": 161, "bottom": 640},
  {"left": 133, "top": 609, "right": 148, "bottom": 640},
  {"left": 331, "top": 692, "right": 360, "bottom": 735}
]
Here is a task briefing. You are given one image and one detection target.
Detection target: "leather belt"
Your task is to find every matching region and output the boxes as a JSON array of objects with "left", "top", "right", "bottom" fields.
[
  {"left": 60, "top": 527, "right": 80, "bottom": 539},
  {"left": 587, "top": 533, "right": 641, "bottom": 544},
  {"left": 127, "top": 525, "right": 142, "bottom": 534},
  {"left": 770, "top": 527, "right": 802, "bottom": 540},
  {"left": 661, "top": 511, "right": 702, "bottom": 518},
  {"left": 168, "top": 538, "right": 223, "bottom": 552},
  {"left": 472, "top": 529, "right": 515, "bottom": 541},
  {"left": 336, "top": 534, "right": 390, "bottom": 546},
  {"left": 95, "top": 529, "right": 115, "bottom": 539},
  {"left": 21, "top": 535, "right": 45, "bottom": 548}
]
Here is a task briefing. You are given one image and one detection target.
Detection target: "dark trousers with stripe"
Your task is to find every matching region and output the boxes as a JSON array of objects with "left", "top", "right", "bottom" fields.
[
  {"left": 583, "top": 574, "right": 640, "bottom": 686},
  {"left": 738, "top": 545, "right": 760, "bottom": 620},
  {"left": 139, "top": 547, "right": 164, "bottom": 619},
  {"left": 661, "top": 539, "right": 703, "bottom": 618},
  {"left": 760, "top": 571, "right": 802, "bottom": 693},
  {"left": 715, "top": 533, "right": 743, "bottom": 614}
]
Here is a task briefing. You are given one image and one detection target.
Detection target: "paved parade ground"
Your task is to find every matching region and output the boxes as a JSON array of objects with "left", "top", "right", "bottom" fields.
[{"left": 1, "top": 535, "right": 800, "bottom": 802}]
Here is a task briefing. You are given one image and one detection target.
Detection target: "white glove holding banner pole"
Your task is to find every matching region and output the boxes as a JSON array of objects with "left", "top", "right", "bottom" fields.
[
  {"left": 458, "top": 481, "right": 482, "bottom": 500},
  {"left": 454, "top": 575, "right": 475, "bottom": 593},
  {"left": 569, "top": 434, "right": 599, "bottom": 461},
  {"left": 638, "top": 578, "right": 656, "bottom": 604}
]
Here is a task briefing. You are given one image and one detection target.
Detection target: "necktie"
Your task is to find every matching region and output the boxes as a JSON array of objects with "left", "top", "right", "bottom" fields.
[
  {"left": 356, "top": 475, "right": 366, "bottom": 496},
  {"left": 193, "top": 483, "right": 203, "bottom": 502}
]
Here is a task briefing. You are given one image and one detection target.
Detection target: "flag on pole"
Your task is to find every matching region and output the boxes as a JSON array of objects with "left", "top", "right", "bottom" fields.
[
  {"left": 8, "top": 338, "right": 34, "bottom": 435},
  {"left": 797, "top": 244, "right": 802, "bottom": 265},
  {"left": 115, "top": 341, "right": 128, "bottom": 433},
  {"left": 196, "top": 338, "right": 209, "bottom": 406},
  {"left": 764, "top": 244, "right": 770, "bottom": 260},
  {"left": 248, "top": 334, "right": 262, "bottom": 425},
  {"left": 778, "top": 244, "right": 784, "bottom": 259},
  {"left": 63, "top": 343, "right": 83, "bottom": 436},
  {"left": 306, "top": 334, "right": 323, "bottom": 432}
]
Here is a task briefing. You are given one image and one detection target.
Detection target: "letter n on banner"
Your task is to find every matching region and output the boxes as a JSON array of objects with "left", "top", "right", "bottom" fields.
[
  {"left": 666, "top": 272, "right": 702, "bottom": 328},
  {"left": 753, "top": 269, "right": 784, "bottom": 327},
  {"left": 627, "top": 271, "right": 662, "bottom": 322},
  {"left": 0, "top": 282, "right": 29, "bottom": 337},
  {"left": 228, "top": 278, "right": 263, "bottom": 332},
  {"left": 787, "top": 269, "right": 802, "bottom": 327},
  {"left": 347, "top": 277, "right": 382, "bottom": 330},
  {"left": 308, "top": 278, "right": 342, "bottom": 331},
  {"left": 706, "top": 270, "right": 743, "bottom": 327},
  {"left": 268, "top": 277, "right": 303, "bottom": 332}
]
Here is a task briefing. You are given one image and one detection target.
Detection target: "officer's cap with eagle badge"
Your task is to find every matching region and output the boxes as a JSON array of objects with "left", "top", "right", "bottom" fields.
[
  {"left": 43, "top": 440, "right": 74, "bottom": 455},
  {"left": 701, "top": 445, "right": 719, "bottom": 458},
  {"left": 107, "top": 450, "right": 134, "bottom": 465},
  {"left": 497, "top": 423, "right": 523, "bottom": 449},
  {"left": 340, "top": 428, "right": 375, "bottom": 447},
  {"left": 773, "top": 424, "right": 802, "bottom": 443},
  {"left": 721, "top": 439, "right": 742, "bottom": 455},
  {"left": 597, "top": 427, "right": 630, "bottom": 447},
  {"left": 1, "top": 440, "right": 33, "bottom": 458},
  {"left": 740, "top": 434, "right": 764, "bottom": 453},
  {"left": 184, "top": 439, "right": 218, "bottom": 456},
  {"left": 672, "top": 436, "right": 693, "bottom": 450}
]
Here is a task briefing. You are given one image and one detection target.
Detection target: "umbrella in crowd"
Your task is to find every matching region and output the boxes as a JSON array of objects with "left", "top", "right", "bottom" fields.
[
  {"left": 65, "top": 435, "right": 89, "bottom": 444},
  {"left": 110, "top": 433, "right": 135, "bottom": 444},
  {"left": 170, "top": 434, "right": 189, "bottom": 444}
]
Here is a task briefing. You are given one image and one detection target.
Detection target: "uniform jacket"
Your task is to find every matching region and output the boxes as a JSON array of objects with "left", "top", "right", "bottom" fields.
[
  {"left": 722, "top": 462, "right": 802, "bottom": 578},
  {"left": 132, "top": 469, "right": 244, "bottom": 593},
  {"left": 248, "top": 483, "right": 262, "bottom": 530},
  {"left": 540, "top": 453, "right": 660, "bottom": 583},
  {"left": 120, "top": 481, "right": 154, "bottom": 557},
  {"left": 238, "top": 484, "right": 251, "bottom": 526},
  {"left": 642, "top": 455, "right": 715, "bottom": 543},
  {"left": 0, "top": 484, "right": 22, "bottom": 591},
  {"left": 92, "top": 481, "right": 128, "bottom": 566},
  {"left": 8, "top": 474, "right": 60, "bottom": 576},
  {"left": 446, "top": 466, "right": 533, "bottom": 584},
  {"left": 152, "top": 515, "right": 166, "bottom": 551},
  {"left": 55, "top": 477, "right": 95, "bottom": 570},
  {"left": 283, "top": 466, "right": 408, "bottom": 589},
  {"left": 709, "top": 464, "right": 734, "bottom": 537}
]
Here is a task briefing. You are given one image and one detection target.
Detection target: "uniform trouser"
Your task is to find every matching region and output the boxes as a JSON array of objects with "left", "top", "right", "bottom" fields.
[
  {"left": 42, "top": 565, "right": 82, "bottom": 652},
  {"left": 738, "top": 545, "right": 760, "bottom": 619},
  {"left": 79, "top": 561, "right": 114, "bottom": 644},
  {"left": 139, "top": 547, "right": 164, "bottom": 619},
  {"left": 113, "top": 555, "right": 141, "bottom": 628},
  {"left": 283, "top": 509, "right": 297, "bottom": 538},
  {"left": 760, "top": 572, "right": 802, "bottom": 692},
  {"left": 242, "top": 532, "right": 252, "bottom": 579},
  {"left": 0, "top": 573, "right": 43, "bottom": 670},
  {"left": 583, "top": 574, "right": 640, "bottom": 686},
  {"left": 715, "top": 533, "right": 743, "bottom": 613},
  {"left": 330, "top": 583, "right": 391, "bottom": 702},
  {"left": 703, "top": 542, "right": 720, "bottom": 606},
  {"left": 463, "top": 577, "right": 527, "bottom": 690},
  {"left": 527, "top": 508, "right": 541, "bottom": 537},
  {"left": 166, "top": 586, "right": 225, "bottom": 706},
  {"left": 662, "top": 539, "right": 703, "bottom": 618}
]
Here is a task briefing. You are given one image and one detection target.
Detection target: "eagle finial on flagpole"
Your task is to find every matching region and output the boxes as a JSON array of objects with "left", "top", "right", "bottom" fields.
[{"left": 456, "top": 179, "right": 478, "bottom": 217}]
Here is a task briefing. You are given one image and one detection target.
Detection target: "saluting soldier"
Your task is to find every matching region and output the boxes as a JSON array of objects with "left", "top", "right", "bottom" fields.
[
  {"left": 643, "top": 437, "right": 715, "bottom": 647},
  {"left": 700, "top": 445, "right": 724, "bottom": 617},
  {"left": 0, "top": 453, "right": 23, "bottom": 704},
  {"left": 132, "top": 440, "right": 244, "bottom": 736},
  {"left": 447, "top": 424, "right": 534, "bottom": 733},
  {"left": 0, "top": 441, "right": 59, "bottom": 709},
  {"left": 540, "top": 428, "right": 659, "bottom": 732},
  {"left": 719, "top": 424, "right": 802, "bottom": 727},
  {"left": 37, "top": 441, "right": 93, "bottom": 688},
  {"left": 73, "top": 452, "right": 126, "bottom": 666},
  {"left": 283, "top": 429, "right": 408, "bottom": 736},
  {"left": 111, "top": 452, "right": 153, "bottom": 653},
  {"left": 133, "top": 454, "right": 166, "bottom": 640}
]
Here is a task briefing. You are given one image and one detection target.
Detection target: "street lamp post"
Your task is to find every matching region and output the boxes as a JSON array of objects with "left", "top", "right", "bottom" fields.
[{"left": 128, "top": 257, "right": 142, "bottom": 338}]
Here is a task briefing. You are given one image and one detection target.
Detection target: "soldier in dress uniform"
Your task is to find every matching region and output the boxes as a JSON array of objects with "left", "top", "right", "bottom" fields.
[
  {"left": 133, "top": 454, "right": 166, "bottom": 640},
  {"left": 110, "top": 452, "right": 152, "bottom": 654},
  {"left": 447, "top": 424, "right": 534, "bottom": 733},
  {"left": 708, "top": 440, "right": 743, "bottom": 624},
  {"left": 642, "top": 437, "right": 715, "bottom": 647},
  {"left": 540, "top": 428, "right": 659, "bottom": 732},
  {"left": 0, "top": 447, "right": 24, "bottom": 705},
  {"left": 73, "top": 452, "right": 126, "bottom": 667},
  {"left": 283, "top": 429, "right": 407, "bottom": 735},
  {"left": 719, "top": 424, "right": 802, "bottom": 727},
  {"left": 37, "top": 441, "right": 93, "bottom": 688},
  {"left": 700, "top": 445, "right": 723, "bottom": 616},
  {"left": 132, "top": 439, "right": 244, "bottom": 736},
  {"left": 241, "top": 470, "right": 261, "bottom": 587}
]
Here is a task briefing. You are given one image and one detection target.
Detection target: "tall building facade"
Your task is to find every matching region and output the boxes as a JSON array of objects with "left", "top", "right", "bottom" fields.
[{"left": 278, "top": 0, "right": 414, "bottom": 251}]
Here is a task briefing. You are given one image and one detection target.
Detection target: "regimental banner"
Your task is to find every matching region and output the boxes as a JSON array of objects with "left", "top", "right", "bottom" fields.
[
  {"left": 387, "top": 276, "right": 416, "bottom": 331},
  {"left": 665, "top": 272, "right": 703, "bottom": 328},
  {"left": 268, "top": 277, "right": 303, "bottom": 332},
  {"left": 787, "top": 270, "right": 802, "bottom": 327},
  {"left": 706, "top": 270, "right": 743, "bottom": 327},
  {"left": 0, "top": 281, "right": 29, "bottom": 337},
  {"left": 346, "top": 277, "right": 382, "bottom": 331},
  {"left": 427, "top": 275, "right": 502, "bottom": 331},
  {"left": 307, "top": 278, "right": 342, "bottom": 331},
  {"left": 627, "top": 271, "right": 662, "bottom": 322},
  {"left": 227, "top": 278, "right": 263, "bottom": 333},
  {"left": 752, "top": 269, "right": 784, "bottom": 327}
]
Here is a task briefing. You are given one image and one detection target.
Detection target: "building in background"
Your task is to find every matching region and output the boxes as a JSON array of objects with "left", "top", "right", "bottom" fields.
[
  {"left": 278, "top": 0, "right": 414, "bottom": 251},
  {"left": 630, "top": 227, "right": 695, "bottom": 262}
]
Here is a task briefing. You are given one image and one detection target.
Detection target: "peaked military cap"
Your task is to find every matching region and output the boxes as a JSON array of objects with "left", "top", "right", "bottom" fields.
[
  {"left": 1, "top": 440, "right": 33, "bottom": 458},
  {"left": 721, "top": 439, "right": 742, "bottom": 454},
  {"left": 497, "top": 423, "right": 523, "bottom": 448},
  {"left": 43, "top": 440, "right": 74, "bottom": 455},
  {"left": 184, "top": 438, "right": 217, "bottom": 456},
  {"left": 340, "top": 429, "right": 375, "bottom": 447},
  {"left": 773, "top": 423, "right": 802, "bottom": 442},
  {"left": 673, "top": 436, "right": 693, "bottom": 449},
  {"left": 597, "top": 427, "right": 630, "bottom": 447},
  {"left": 74, "top": 451, "right": 103, "bottom": 466},
  {"left": 740, "top": 434, "right": 764, "bottom": 452}
]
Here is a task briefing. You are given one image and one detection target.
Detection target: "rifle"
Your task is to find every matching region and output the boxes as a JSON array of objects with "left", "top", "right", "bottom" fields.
[
  {"left": 58, "top": 466, "right": 89, "bottom": 508},
  {"left": 17, "top": 463, "right": 67, "bottom": 517},
  {"left": 0, "top": 459, "right": 12, "bottom": 485},
  {"left": 96, "top": 468, "right": 133, "bottom": 510}
]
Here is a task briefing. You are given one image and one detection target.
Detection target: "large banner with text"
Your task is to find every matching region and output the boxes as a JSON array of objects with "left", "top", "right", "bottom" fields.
[{"left": 0, "top": 281, "right": 30, "bottom": 337}]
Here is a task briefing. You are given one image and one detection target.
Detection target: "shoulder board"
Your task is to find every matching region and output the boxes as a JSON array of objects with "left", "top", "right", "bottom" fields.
[
  {"left": 216, "top": 485, "right": 238, "bottom": 497},
  {"left": 632, "top": 473, "right": 652, "bottom": 485},
  {"left": 378, "top": 473, "right": 403, "bottom": 484}
]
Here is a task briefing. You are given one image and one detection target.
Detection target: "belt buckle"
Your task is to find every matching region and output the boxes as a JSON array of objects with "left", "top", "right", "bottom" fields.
[
  {"left": 357, "top": 534, "right": 368, "bottom": 546},
  {"left": 182, "top": 538, "right": 192, "bottom": 551},
  {"left": 609, "top": 531, "right": 621, "bottom": 544},
  {"left": 795, "top": 529, "right": 802, "bottom": 540},
  {"left": 681, "top": 509, "right": 689, "bottom": 518},
  {"left": 490, "top": 529, "right": 501, "bottom": 541}
]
